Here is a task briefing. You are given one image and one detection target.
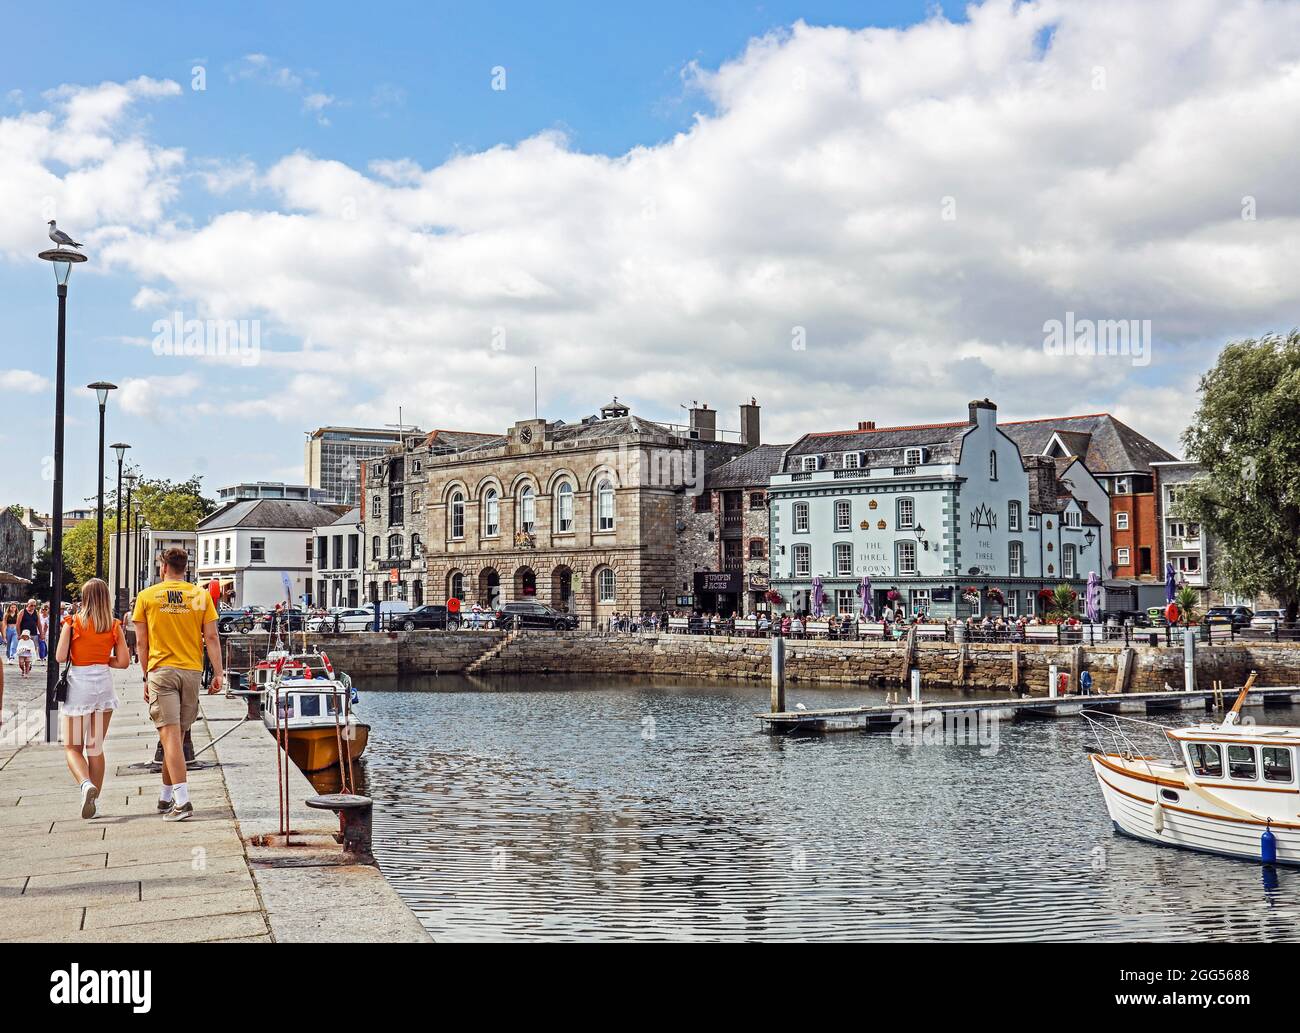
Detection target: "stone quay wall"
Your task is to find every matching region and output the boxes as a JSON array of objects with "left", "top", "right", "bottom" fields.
[{"left": 223, "top": 631, "right": 1300, "bottom": 693}]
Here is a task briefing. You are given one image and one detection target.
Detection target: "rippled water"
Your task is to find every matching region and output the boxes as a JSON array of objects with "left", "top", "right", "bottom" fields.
[{"left": 353, "top": 675, "right": 1300, "bottom": 941}]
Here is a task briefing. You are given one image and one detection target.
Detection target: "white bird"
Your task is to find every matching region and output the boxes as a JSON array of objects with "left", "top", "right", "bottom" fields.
[
  {"left": 47, "top": 220, "right": 83, "bottom": 249},
  {"left": 795, "top": 703, "right": 807, "bottom": 711}
]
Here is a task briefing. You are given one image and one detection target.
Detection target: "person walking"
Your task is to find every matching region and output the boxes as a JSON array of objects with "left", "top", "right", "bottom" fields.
[
  {"left": 38, "top": 603, "right": 50, "bottom": 660},
  {"left": 3, "top": 603, "right": 18, "bottom": 662},
  {"left": 132, "top": 547, "right": 224, "bottom": 821},
  {"left": 15, "top": 599, "right": 42, "bottom": 659},
  {"left": 55, "top": 578, "right": 130, "bottom": 819}
]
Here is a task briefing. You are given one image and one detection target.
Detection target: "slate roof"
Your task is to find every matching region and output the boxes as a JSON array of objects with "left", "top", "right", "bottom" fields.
[
  {"left": 782, "top": 421, "right": 968, "bottom": 472},
  {"left": 424, "top": 429, "right": 499, "bottom": 453},
  {"left": 330, "top": 507, "right": 361, "bottom": 526},
  {"left": 998, "top": 414, "right": 1177, "bottom": 475},
  {"left": 198, "top": 499, "right": 342, "bottom": 531},
  {"left": 706, "top": 444, "right": 791, "bottom": 489}
]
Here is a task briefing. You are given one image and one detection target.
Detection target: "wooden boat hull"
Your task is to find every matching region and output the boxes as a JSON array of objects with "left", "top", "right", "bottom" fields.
[
  {"left": 1091, "top": 753, "right": 1300, "bottom": 866},
  {"left": 281, "top": 724, "right": 370, "bottom": 773}
]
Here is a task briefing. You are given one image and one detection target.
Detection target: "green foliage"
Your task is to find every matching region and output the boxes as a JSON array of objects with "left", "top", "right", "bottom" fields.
[
  {"left": 1179, "top": 332, "right": 1300, "bottom": 617},
  {"left": 103, "top": 473, "right": 214, "bottom": 532},
  {"left": 1174, "top": 585, "right": 1200, "bottom": 625},
  {"left": 31, "top": 546, "right": 77, "bottom": 602},
  {"left": 60, "top": 520, "right": 110, "bottom": 589}
]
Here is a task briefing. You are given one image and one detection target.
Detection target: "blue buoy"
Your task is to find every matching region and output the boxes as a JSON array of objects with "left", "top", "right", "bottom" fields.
[{"left": 1261, "top": 824, "right": 1277, "bottom": 864}]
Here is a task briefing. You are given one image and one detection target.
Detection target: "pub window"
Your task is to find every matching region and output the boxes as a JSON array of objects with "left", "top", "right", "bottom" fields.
[
  {"left": 835, "top": 542, "right": 852, "bottom": 577},
  {"left": 989, "top": 450, "right": 998, "bottom": 481},
  {"left": 793, "top": 544, "right": 811, "bottom": 578},
  {"left": 793, "top": 503, "right": 809, "bottom": 533},
  {"left": 896, "top": 540, "right": 917, "bottom": 575},
  {"left": 897, "top": 497, "right": 915, "bottom": 529},
  {"left": 835, "top": 500, "right": 851, "bottom": 531},
  {"left": 749, "top": 538, "right": 765, "bottom": 559},
  {"left": 1008, "top": 501, "right": 1021, "bottom": 532}
]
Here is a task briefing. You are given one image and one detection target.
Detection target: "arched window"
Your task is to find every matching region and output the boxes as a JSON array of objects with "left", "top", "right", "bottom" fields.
[
  {"left": 372, "top": 536, "right": 381, "bottom": 560},
  {"left": 989, "top": 450, "right": 998, "bottom": 481},
  {"left": 597, "top": 567, "right": 616, "bottom": 603},
  {"left": 793, "top": 544, "right": 811, "bottom": 577},
  {"left": 411, "top": 533, "right": 422, "bottom": 557},
  {"left": 371, "top": 495, "right": 381, "bottom": 514},
  {"left": 449, "top": 572, "right": 464, "bottom": 600},
  {"left": 519, "top": 485, "right": 535, "bottom": 532},
  {"left": 484, "top": 489, "right": 499, "bottom": 536},
  {"left": 450, "top": 491, "right": 465, "bottom": 539},
  {"left": 793, "top": 502, "right": 809, "bottom": 533},
  {"left": 556, "top": 482, "right": 574, "bottom": 532},
  {"left": 596, "top": 480, "right": 615, "bottom": 531},
  {"left": 411, "top": 491, "right": 422, "bottom": 514},
  {"left": 387, "top": 534, "right": 403, "bottom": 559}
]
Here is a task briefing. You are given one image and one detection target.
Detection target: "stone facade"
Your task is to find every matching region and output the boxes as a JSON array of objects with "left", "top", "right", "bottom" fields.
[
  {"left": 0, "top": 510, "right": 34, "bottom": 602},
  {"left": 415, "top": 400, "right": 748, "bottom": 624}
]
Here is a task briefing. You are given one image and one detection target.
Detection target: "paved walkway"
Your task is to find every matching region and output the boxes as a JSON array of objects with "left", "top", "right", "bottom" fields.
[{"left": 0, "top": 660, "right": 429, "bottom": 942}]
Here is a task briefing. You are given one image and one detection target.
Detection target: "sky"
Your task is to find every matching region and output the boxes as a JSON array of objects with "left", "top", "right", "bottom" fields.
[{"left": 2, "top": 0, "right": 1298, "bottom": 512}]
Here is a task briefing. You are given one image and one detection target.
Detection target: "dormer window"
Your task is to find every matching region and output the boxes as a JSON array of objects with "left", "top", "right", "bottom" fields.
[
  {"left": 842, "top": 452, "right": 862, "bottom": 469},
  {"left": 904, "top": 448, "right": 923, "bottom": 466},
  {"left": 801, "top": 455, "right": 820, "bottom": 472}
]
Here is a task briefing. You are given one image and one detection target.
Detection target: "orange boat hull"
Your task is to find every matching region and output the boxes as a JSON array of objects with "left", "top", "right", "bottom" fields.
[{"left": 281, "top": 724, "right": 370, "bottom": 773}]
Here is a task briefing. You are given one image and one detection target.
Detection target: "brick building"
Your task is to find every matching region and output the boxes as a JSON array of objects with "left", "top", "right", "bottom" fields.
[{"left": 413, "top": 399, "right": 749, "bottom": 624}]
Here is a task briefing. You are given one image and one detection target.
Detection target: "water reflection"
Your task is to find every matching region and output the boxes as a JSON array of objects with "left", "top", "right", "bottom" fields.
[{"left": 354, "top": 674, "right": 1300, "bottom": 941}]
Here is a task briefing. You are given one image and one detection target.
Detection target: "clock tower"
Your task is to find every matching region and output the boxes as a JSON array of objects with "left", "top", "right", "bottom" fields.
[{"left": 512, "top": 418, "right": 546, "bottom": 450}]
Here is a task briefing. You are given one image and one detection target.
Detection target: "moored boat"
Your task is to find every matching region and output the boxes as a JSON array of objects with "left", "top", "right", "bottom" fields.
[
  {"left": 1087, "top": 673, "right": 1300, "bottom": 865},
  {"left": 261, "top": 652, "right": 369, "bottom": 773}
]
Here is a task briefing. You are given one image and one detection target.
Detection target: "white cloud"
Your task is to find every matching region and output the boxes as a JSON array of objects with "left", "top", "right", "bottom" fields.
[
  {"left": 117, "top": 374, "right": 200, "bottom": 418},
  {"left": 13, "top": 0, "right": 1300, "bottom": 457},
  {"left": 0, "top": 369, "right": 51, "bottom": 392}
]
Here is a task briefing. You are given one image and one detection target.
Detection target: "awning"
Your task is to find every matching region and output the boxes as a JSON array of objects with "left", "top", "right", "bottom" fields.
[{"left": 0, "top": 571, "right": 32, "bottom": 585}]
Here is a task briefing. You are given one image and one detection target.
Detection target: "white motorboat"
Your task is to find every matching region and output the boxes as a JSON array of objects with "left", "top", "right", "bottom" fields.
[
  {"left": 259, "top": 651, "right": 369, "bottom": 773},
  {"left": 1088, "top": 674, "right": 1300, "bottom": 865}
]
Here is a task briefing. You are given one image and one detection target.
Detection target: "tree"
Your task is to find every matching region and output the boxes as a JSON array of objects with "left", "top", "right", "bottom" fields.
[
  {"left": 1180, "top": 332, "right": 1300, "bottom": 624},
  {"left": 97, "top": 473, "right": 215, "bottom": 533},
  {"left": 1174, "top": 585, "right": 1200, "bottom": 626},
  {"left": 31, "top": 546, "right": 77, "bottom": 603},
  {"left": 61, "top": 520, "right": 110, "bottom": 588}
]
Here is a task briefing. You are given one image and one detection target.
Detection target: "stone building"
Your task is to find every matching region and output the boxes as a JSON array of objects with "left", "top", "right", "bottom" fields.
[
  {"left": 413, "top": 399, "right": 750, "bottom": 625},
  {"left": 769, "top": 400, "right": 1108, "bottom": 620},
  {"left": 675, "top": 432, "right": 786, "bottom": 616},
  {"left": 0, "top": 509, "right": 34, "bottom": 602}
]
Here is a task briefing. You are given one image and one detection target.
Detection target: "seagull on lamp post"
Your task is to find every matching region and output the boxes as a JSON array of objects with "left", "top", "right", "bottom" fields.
[{"left": 47, "top": 221, "right": 83, "bottom": 249}]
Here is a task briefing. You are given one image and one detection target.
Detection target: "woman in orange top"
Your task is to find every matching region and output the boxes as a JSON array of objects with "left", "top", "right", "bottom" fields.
[{"left": 54, "top": 578, "right": 130, "bottom": 818}]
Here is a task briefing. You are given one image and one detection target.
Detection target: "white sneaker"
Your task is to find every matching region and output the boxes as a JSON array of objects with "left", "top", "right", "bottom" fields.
[{"left": 79, "top": 782, "right": 99, "bottom": 819}]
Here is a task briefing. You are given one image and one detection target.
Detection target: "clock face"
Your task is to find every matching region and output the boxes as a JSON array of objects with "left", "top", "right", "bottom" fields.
[{"left": 519, "top": 427, "right": 533, "bottom": 443}]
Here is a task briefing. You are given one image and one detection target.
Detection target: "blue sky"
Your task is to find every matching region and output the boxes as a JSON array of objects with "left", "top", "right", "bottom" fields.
[{"left": 1, "top": 0, "right": 1297, "bottom": 514}]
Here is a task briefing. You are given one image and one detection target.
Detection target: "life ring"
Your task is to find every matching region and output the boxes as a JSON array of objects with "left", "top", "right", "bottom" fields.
[{"left": 1165, "top": 602, "right": 1180, "bottom": 624}]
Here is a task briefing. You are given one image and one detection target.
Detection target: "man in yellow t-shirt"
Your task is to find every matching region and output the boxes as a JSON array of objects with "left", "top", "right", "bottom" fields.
[{"left": 132, "top": 547, "right": 224, "bottom": 821}]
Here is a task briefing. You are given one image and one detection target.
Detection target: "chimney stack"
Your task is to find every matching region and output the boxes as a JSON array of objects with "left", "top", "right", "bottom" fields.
[
  {"left": 689, "top": 403, "right": 716, "bottom": 442},
  {"left": 857, "top": 420, "right": 876, "bottom": 431},
  {"left": 740, "top": 398, "right": 761, "bottom": 446},
  {"left": 968, "top": 398, "right": 998, "bottom": 425}
]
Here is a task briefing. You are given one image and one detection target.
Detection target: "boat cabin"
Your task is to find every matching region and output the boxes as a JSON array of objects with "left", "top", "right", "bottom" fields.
[{"left": 1168, "top": 726, "right": 1299, "bottom": 791}]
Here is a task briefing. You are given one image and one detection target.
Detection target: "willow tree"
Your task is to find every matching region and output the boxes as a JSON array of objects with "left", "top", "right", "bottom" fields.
[{"left": 1179, "top": 332, "right": 1300, "bottom": 623}]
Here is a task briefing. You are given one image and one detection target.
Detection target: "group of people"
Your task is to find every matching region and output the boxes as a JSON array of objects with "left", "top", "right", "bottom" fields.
[
  {"left": 3, "top": 598, "right": 56, "bottom": 674},
  {"left": 0, "top": 547, "right": 226, "bottom": 824}
]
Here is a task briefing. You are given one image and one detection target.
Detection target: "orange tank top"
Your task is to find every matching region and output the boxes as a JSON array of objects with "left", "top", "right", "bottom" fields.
[{"left": 63, "top": 615, "right": 121, "bottom": 666}]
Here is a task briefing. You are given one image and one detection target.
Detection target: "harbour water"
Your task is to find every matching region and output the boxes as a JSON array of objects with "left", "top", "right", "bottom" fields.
[{"left": 355, "top": 675, "right": 1300, "bottom": 942}]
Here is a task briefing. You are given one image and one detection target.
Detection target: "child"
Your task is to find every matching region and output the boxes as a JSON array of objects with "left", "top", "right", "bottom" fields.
[{"left": 15, "top": 630, "right": 36, "bottom": 677}]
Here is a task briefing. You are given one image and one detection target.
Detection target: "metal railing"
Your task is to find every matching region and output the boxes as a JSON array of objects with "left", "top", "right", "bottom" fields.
[{"left": 1081, "top": 711, "right": 1184, "bottom": 771}]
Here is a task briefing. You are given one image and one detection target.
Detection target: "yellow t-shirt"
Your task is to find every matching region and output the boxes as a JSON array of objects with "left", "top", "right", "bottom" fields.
[{"left": 131, "top": 580, "right": 217, "bottom": 672}]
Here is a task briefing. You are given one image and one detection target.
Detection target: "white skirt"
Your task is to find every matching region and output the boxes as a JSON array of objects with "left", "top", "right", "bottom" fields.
[{"left": 61, "top": 664, "right": 119, "bottom": 716}]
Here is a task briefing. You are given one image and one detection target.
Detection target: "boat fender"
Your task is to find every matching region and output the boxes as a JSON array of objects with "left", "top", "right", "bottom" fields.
[
  {"left": 1151, "top": 800, "right": 1165, "bottom": 835},
  {"left": 1262, "top": 822, "right": 1278, "bottom": 865}
]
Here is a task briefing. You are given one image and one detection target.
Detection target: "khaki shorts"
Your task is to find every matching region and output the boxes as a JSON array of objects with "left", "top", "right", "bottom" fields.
[{"left": 147, "top": 667, "right": 201, "bottom": 730}]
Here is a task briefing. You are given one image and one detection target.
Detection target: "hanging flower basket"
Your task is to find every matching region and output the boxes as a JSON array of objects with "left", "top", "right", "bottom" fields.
[
  {"left": 886, "top": 589, "right": 900, "bottom": 602},
  {"left": 986, "top": 587, "right": 1006, "bottom": 605},
  {"left": 961, "top": 585, "right": 981, "bottom": 605},
  {"left": 764, "top": 589, "right": 785, "bottom": 605}
]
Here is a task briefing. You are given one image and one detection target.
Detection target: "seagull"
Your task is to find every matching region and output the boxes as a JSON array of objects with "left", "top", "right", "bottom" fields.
[{"left": 47, "top": 221, "right": 83, "bottom": 249}]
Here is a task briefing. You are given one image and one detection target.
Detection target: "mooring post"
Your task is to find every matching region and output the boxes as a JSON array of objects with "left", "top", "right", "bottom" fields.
[
  {"left": 770, "top": 634, "right": 786, "bottom": 712},
  {"left": 909, "top": 667, "right": 921, "bottom": 704},
  {"left": 1184, "top": 626, "right": 1196, "bottom": 693},
  {"left": 1049, "top": 663, "right": 1059, "bottom": 698}
]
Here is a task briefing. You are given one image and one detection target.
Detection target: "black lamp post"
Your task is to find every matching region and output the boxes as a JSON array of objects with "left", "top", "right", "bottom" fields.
[
  {"left": 37, "top": 244, "right": 87, "bottom": 743},
  {"left": 111, "top": 443, "right": 130, "bottom": 614},
  {"left": 88, "top": 383, "right": 117, "bottom": 580},
  {"left": 123, "top": 474, "right": 136, "bottom": 609}
]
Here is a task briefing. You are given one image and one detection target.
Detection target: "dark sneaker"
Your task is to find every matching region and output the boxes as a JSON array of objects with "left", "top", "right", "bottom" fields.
[
  {"left": 157, "top": 797, "right": 173, "bottom": 812},
  {"left": 164, "top": 801, "right": 194, "bottom": 822},
  {"left": 80, "top": 783, "right": 99, "bottom": 819}
]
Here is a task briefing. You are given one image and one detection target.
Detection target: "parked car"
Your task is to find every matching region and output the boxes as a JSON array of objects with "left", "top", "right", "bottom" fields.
[
  {"left": 1251, "top": 608, "right": 1287, "bottom": 630},
  {"left": 394, "top": 604, "right": 461, "bottom": 631},
  {"left": 310, "top": 607, "right": 376, "bottom": 632},
  {"left": 1206, "top": 605, "right": 1253, "bottom": 629},
  {"left": 216, "top": 607, "right": 268, "bottom": 634},
  {"left": 494, "top": 601, "right": 579, "bottom": 630},
  {"left": 257, "top": 607, "right": 311, "bottom": 632}
]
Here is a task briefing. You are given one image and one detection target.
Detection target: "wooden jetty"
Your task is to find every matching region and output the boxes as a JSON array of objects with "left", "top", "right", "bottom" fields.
[{"left": 757, "top": 685, "right": 1300, "bottom": 735}]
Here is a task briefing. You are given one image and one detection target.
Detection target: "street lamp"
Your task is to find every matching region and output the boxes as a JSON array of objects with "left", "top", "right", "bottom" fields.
[
  {"left": 123, "top": 474, "right": 137, "bottom": 610},
  {"left": 88, "top": 382, "right": 117, "bottom": 580},
  {"left": 37, "top": 244, "right": 87, "bottom": 742},
  {"left": 111, "top": 443, "right": 130, "bottom": 614}
]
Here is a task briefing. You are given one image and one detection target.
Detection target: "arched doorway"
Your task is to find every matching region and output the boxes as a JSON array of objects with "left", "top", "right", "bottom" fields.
[
  {"left": 515, "top": 565, "right": 537, "bottom": 599},
  {"left": 412, "top": 579, "right": 423, "bottom": 605},
  {"left": 478, "top": 568, "right": 501, "bottom": 609},
  {"left": 551, "top": 566, "right": 573, "bottom": 612},
  {"left": 448, "top": 570, "right": 464, "bottom": 602}
]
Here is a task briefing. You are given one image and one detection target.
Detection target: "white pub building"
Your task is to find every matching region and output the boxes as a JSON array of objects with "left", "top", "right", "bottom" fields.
[{"left": 768, "top": 400, "right": 1108, "bottom": 619}]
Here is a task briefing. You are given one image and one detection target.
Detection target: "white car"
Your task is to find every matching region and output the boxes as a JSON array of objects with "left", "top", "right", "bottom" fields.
[
  {"left": 1251, "top": 609, "right": 1286, "bottom": 630},
  {"left": 309, "top": 608, "right": 376, "bottom": 632}
]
